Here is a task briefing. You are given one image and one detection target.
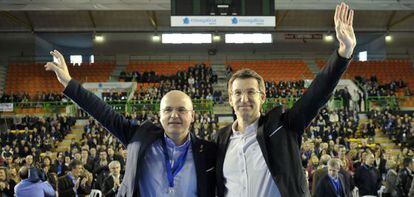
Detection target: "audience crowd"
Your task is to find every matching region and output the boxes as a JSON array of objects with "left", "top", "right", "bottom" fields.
[
  {"left": 367, "top": 109, "right": 414, "bottom": 147},
  {"left": 0, "top": 92, "right": 65, "bottom": 103},
  {"left": 354, "top": 75, "right": 410, "bottom": 97}
]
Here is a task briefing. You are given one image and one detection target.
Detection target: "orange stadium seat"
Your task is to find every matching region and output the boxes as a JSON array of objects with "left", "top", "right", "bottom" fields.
[
  {"left": 5, "top": 61, "right": 116, "bottom": 96},
  {"left": 126, "top": 61, "right": 210, "bottom": 76},
  {"left": 226, "top": 59, "right": 313, "bottom": 81}
]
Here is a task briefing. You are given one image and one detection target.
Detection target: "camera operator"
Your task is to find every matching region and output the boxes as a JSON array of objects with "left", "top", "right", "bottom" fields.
[
  {"left": 14, "top": 166, "right": 56, "bottom": 197},
  {"left": 58, "top": 159, "right": 92, "bottom": 197}
]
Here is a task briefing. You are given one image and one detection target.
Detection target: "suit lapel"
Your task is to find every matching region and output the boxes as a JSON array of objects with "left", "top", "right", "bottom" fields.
[
  {"left": 217, "top": 125, "right": 232, "bottom": 167},
  {"left": 256, "top": 117, "right": 272, "bottom": 174},
  {"left": 190, "top": 133, "right": 206, "bottom": 197},
  {"left": 339, "top": 175, "right": 347, "bottom": 196},
  {"left": 327, "top": 176, "right": 338, "bottom": 196}
]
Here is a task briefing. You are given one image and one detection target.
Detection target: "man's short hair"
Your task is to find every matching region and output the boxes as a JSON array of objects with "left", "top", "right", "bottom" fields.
[
  {"left": 19, "top": 166, "right": 29, "bottom": 179},
  {"left": 403, "top": 157, "right": 414, "bottom": 168},
  {"left": 328, "top": 158, "right": 341, "bottom": 169},
  {"left": 108, "top": 160, "right": 120, "bottom": 169},
  {"left": 227, "top": 69, "right": 266, "bottom": 97},
  {"left": 320, "top": 154, "right": 332, "bottom": 165},
  {"left": 68, "top": 159, "right": 83, "bottom": 170}
]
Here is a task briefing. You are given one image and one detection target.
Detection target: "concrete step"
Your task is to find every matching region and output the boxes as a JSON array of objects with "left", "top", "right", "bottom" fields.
[
  {"left": 55, "top": 146, "right": 70, "bottom": 153},
  {"left": 213, "top": 104, "right": 232, "bottom": 114},
  {"left": 53, "top": 118, "right": 89, "bottom": 152}
]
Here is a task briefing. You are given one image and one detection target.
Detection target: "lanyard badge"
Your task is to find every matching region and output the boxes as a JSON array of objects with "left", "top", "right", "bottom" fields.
[{"left": 161, "top": 137, "right": 190, "bottom": 194}]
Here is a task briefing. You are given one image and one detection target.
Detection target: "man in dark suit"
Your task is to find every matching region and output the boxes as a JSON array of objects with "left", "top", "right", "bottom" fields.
[
  {"left": 397, "top": 157, "right": 414, "bottom": 197},
  {"left": 215, "top": 3, "right": 356, "bottom": 197},
  {"left": 45, "top": 51, "right": 217, "bottom": 197},
  {"left": 107, "top": 147, "right": 123, "bottom": 164},
  {"left": 314, "top": 158, "right": 349, "bottom": 197},
  {"left": 311, "top": 154, "right": 331, "bottom": 195},
  {"left": 102, "top": 160, "right": 123, "bottom": 197},
  {"left": 354, "top": 153, "right": 382, "bottom": 196},
  {"left": 50, "top": 153, "right": 68, "bottom": 177},
  {"left": 80, "top": 148, "right": 94, "bottom": 173},
  {"left": 58, "top": 160, "right": 92, "bottom": 197}
]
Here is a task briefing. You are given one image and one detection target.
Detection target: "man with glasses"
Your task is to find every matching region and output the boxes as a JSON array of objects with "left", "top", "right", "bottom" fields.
[
  {"left": 45, "top": 51, "right": 217, "bottom": 197},
  {"left": 216, "top": 3, "right": 356, "bottom": 197}
]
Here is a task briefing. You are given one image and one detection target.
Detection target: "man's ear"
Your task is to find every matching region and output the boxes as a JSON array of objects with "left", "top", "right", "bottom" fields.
[
  {"left": 260, "top": 92, "right": 266, "bottom": 104},
  {"left": 229, "top": 96, "right": 234, "bottom": 107},
  {"left": 191, "top": 111, "right": 195, "bottom": 123}
]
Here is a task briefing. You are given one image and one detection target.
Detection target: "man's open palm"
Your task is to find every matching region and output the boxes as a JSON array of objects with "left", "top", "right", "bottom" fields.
[
  {"left": 335, "top": 3, "right": 357, "bottom": 58},
  {"left": 44, "top": 50, "right": 72, "bottom": 88}
]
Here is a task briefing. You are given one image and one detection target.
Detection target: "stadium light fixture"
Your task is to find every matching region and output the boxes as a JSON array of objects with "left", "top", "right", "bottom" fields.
[
  {"left": 94, "top": 34, "right": 104, "bottom": 42},
  {"left": 161, "top": 33, "right": 212, "bottom": 44},
  {"left": 152, "top": 34, "right": 161, "bottom": 42},
  {"left": 324, "top": 34, "right": 334, "bottom": 42},
  {"left": 225, "top": 33, "right": 272, "bottom": 44},
  {"left": 385, "top": 34, "right": 392, "bottom": 42},
  {"left": 213, "top": 34, "right": 221, "bottom": 42}
]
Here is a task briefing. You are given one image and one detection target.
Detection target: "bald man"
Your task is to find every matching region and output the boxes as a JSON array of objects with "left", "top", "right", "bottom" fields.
[{"left": 45, "top": 50, "right": 217, "bottom": 197}]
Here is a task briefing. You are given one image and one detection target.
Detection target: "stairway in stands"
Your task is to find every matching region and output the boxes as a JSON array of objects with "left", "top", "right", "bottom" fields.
[
  {"left": 54, "top": 119, "right": 88, "bottom": 153},
  {"left": 0, "top": 64, "right": 8, "bottom": 94},
  {"left": 358, "top": 113, "right": 400, "bottom": 154},
  {"left": 304, "top": 59, "right": 320, "bottom": 76},
  {"left": 211, "top": 64, "right": 234, "bottom": 128},
  {"left": 109, "top": 64, "right": 128, "bottom": 82},
  {"left": 211, "top": 64, "right": 232, "bottom": 114}
]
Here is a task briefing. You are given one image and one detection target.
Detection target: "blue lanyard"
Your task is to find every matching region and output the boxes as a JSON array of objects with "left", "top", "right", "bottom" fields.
[
  {"left": 161, "top": 137, "right": 190, "bottom": 188},
  {"left": 329, "top": 177, "right": 341, "bottom": 196}
]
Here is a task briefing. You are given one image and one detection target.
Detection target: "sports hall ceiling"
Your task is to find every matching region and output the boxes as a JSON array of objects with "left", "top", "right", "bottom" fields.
[{"left": 0, "top": 0, "right": 413, "bottom": 33}]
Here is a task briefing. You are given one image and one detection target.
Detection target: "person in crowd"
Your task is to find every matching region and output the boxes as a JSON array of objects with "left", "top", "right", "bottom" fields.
[{"left": 314, "top": 158, "right": 349, "bottom": 197}]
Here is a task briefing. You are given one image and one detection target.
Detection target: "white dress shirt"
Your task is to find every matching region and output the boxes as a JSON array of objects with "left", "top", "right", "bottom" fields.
[{"left": 223, "top": 120, "right": 281, "bottom": 197}]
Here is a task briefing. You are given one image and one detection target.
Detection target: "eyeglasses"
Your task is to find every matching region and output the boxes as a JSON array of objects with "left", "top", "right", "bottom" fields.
[
  {"left": 161, "top": 107, "right": 193, "bottom": 115},
  {"left": 231, "top": 89, "right": 262, "bottom": 98}
]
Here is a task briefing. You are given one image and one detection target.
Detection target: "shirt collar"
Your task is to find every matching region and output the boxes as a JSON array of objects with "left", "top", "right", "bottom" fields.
[
  {"left": 231, "top": 119, "right": 259, "bottom": 136},
  {"left": 328, "top": 174, "right": 339, "bottom": 182},
  {"left": 163, "top": 133, "right": 191, "bottom": 151}
]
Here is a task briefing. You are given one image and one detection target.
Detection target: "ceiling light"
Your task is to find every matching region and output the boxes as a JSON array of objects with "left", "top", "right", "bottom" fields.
[
  {"left": 385, "top": 35, "right": 392, "bottom": 42},
  {"left": 94, "top": 34, "right": 104, "bottom": 42},
  {"left": 161, "top": 33, "right": 212, "bottom": 44},
  {"left": 324, "top": 34, "right": 333, "bottom": 42},
  {"left": 225, "top": 33, "right": 272, "bottom": 44},
  {"left": 152, "top": 35, "right": 161, "bottom": 42},
  {"left": 213, "top": 35, "right": 221, "bottom": 42}
]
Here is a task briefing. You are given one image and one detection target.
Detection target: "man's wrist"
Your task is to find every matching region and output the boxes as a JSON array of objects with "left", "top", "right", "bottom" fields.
[
  {"left": 62, "top": 77, "right": 72, "bottom": 88},
  {"left": 338, "top": 46, "right": 354, "bottom": 59}
]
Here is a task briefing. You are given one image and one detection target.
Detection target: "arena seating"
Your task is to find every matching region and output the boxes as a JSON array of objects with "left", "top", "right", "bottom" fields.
[
  {"left": 226, "top": 59, "right": 314, "bottom": 81},
  {"left": 126, "top": 61, "right": 209, "bottom": 75},
  {"left": 5, "top": 61, "right": 115, "bottom": 96}
]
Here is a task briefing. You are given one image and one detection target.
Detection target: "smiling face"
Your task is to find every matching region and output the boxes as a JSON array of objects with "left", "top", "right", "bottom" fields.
[
  {"left": 229, "top": 78, "right": 265, "bottom": 124},
  {"left": 159, "top": 90, "right": 195, "bottom": 141}
]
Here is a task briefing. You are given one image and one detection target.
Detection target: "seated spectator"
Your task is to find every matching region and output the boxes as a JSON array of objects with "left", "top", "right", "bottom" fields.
[
  {"left": 58, "top": 160, "right": 92, "bottom": 196},
  {"left": 102, "top": 160, "right": 123, "bottom": 197},
  {"left": 0, "top": 166, "right": 15, "bottom": 196}
]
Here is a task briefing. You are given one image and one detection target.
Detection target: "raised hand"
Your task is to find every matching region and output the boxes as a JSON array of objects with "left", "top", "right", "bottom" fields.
[
  {"left": 335, "top": 2, "right": 357, "bottom": 59},
  {"left": 44, "top": 50, "right": 72, "bottom": 88}
]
